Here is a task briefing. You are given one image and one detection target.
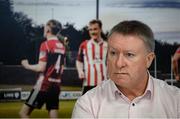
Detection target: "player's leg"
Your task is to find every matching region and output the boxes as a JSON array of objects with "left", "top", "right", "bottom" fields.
[
  {"left": 19, "top": 88, "right": 36, "bottom": 118},
  {"left": 48, "top": 109, "right": 58, "bottom": 118},
  {"left": 19, "top": 88, "right": 45, "bottom": 118},
  {"left": 46, "top": 83, "right": 60, "bottom": 118},
  {"left": 19, "top": 104, "right": 34, "bottom": 118}
]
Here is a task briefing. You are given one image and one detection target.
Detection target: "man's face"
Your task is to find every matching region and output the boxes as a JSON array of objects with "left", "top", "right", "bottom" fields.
[
  {"left": 107, "top": 33, "right": 154, "bottom": 89},
  {"left": 43, "top": 25, "right": 49, "bottom": 38},
  {"left": 88, "top": 23, "right": 101, "bottom": 40}
]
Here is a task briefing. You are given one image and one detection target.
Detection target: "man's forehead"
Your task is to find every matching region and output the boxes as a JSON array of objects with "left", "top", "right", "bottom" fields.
[
  {"left": 108, "top": 36, "right": 146, "bottom": 51},
  {"left": 89, "top": 23, "right": 99, "bottom": 27}
]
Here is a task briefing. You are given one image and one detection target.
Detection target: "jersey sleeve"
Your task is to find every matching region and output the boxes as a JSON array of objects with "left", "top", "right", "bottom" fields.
[
  {"left": 176, "top": 47, "right": 180, "bottom": 53},
  {"left": 44, "top": 40, "right": 66, "bottom": 78},
  {"left": 39, "top": 42, "right": 48, "bottom": 62},
  {"left": 77, "top": 41, "right": 87, "bottom": 62}
]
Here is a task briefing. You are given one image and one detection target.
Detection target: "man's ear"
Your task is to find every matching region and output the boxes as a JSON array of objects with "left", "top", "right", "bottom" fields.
[
  {"left": 146, "top": 52, "right": 155, "bottom": 68},
  {"left": 46, "top": 26, "right": 51, "bottom": 33},
  {"left": 47, "top": 28, "right": 50, "bottom": 33}
]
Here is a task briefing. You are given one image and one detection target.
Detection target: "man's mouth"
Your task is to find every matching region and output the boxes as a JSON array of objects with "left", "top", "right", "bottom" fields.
[
  {"left": 114, "top": 72, "right": 128, "bottom": 75},
  {"left": 91, "top": 33, "right": 97, "bottom": 36}
]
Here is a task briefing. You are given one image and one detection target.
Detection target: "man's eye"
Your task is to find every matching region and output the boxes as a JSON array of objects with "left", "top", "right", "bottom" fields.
[
  {"left": 126, "top": 53, "right": 135, "bottom": 57},
  {"left": 110, "top": 51, "right": 116, "bottom": 56}
]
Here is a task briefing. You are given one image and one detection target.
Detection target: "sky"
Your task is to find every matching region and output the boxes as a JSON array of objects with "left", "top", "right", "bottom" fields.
[{"left": 13, "top": 0, "right": 180, "bottom": 44}]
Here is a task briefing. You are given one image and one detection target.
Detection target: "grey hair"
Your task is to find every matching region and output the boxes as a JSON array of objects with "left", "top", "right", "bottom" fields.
[{"left": 108, "top": 20, "right": 155, "bottom": 52}]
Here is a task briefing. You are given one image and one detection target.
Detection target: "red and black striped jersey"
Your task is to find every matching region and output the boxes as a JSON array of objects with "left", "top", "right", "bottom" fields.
[
  {"left": 35, "top": 38, "right": 65, "bottom": 91},
  {"left": 39, "top": 38, "right": 65, "bottom": 79}
]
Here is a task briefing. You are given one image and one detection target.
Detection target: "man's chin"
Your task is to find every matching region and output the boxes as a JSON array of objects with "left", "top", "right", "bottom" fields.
[
  {"left": 92, "top": 38, "right": 98, "bottom": 40},
  {"left": 111, "top": 77, "right": 127, "bottom": 82}
]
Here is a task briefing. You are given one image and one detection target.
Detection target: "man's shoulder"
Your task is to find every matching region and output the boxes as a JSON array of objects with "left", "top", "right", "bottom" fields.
[
  {"left": 85, "top": 79, "right": 111, "bottom": 97},
  {"left": 79, "top": 40, "right": 88, "bottom": 48},
  {"left": 40, "top": 40, "right": 47, "bottom": 45},
  {"left": 40, "top": 40, "right": 48, "bottom": 49},
  {"left": 81, "top": 40, "right": 89, "bottom": 44},
  {"left": 153, "top": 78, "right": 180, "bottom": 96}
]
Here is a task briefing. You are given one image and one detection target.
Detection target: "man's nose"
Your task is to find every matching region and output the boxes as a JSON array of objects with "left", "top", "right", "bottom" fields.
[{"left": 116, "top": 54, "right": 126, "bottom": 69}]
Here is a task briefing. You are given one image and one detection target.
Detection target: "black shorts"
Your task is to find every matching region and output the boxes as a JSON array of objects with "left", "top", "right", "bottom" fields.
[
  {"left": 25, "top": 83, "right": 60, "bottom": 110},
  {"left": 82, "top": 86, "right": 96, "bottom": 95}
]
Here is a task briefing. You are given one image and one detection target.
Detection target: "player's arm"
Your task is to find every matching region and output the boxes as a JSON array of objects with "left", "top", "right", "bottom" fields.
[
  {"left": 21, "top": 59, "right": 46, "bottom": 72},
  {"left": 76, "top": 60, "right": 85, "bottom": 79},
  {"left": 172, "top": 52, "right": 180, "bottom": 81},
  {"left": 60, "top": 64, "right": 64, "bottom": 74},
  {"left": 22, "top": 41, "right": 48, "bottom": 73},
  {"left": 60, "top": 54, "right": 66, "bottom": 74},
  {"left": 76, "top": 43, "right": 85, "bottom": 79}
]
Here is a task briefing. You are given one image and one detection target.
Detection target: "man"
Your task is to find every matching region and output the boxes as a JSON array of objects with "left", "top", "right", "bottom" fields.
[
  {"left": 72, "top": 20, "right": 180, "bottom": 118},
  {"left": 19, "top": 19, "right": 65, "bottom": 118},
  {"left": 76, "top": 19, "right": 108, "bottom": 94},
  {"left": 172, "top": 47, "right": 180, "bottom": 81}
]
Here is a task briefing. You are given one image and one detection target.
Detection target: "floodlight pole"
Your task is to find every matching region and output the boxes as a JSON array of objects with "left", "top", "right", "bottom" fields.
[{"left": 96, "top": 0, "right": 99, "bottom": 20}]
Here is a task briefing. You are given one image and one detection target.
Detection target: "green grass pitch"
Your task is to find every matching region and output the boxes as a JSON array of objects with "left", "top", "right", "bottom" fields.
[
  {"left": 0, "top": 85, "right": 81, "bottom": 118},
  {"left": 0, "top": 100, "right": 76, "bottom": 118}
]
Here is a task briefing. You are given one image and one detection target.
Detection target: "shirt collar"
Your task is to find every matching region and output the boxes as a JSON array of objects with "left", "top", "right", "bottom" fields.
[
  {"left": 142, "top": 73, "right": 154, "bottom": 100},
  {"left": 90, "top": 38, "right": 103, "bottom": 45},
  {"left": 47, "top": 36, "right": 58, "bottom": 41},
  {"left": 110, "top": 72, "right": 154, "bottom": 100}
]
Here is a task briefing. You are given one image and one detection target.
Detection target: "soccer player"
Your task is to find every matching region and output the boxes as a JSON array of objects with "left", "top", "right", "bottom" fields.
[
  {"left": 76, "top": 19, "right": 108, "bottom": 95},
  {"left": 19, "top": 19, "right": 65, "bottom": 118},
  {"left": 172, "top": 47, "right": 180, "bottom": 81}
]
